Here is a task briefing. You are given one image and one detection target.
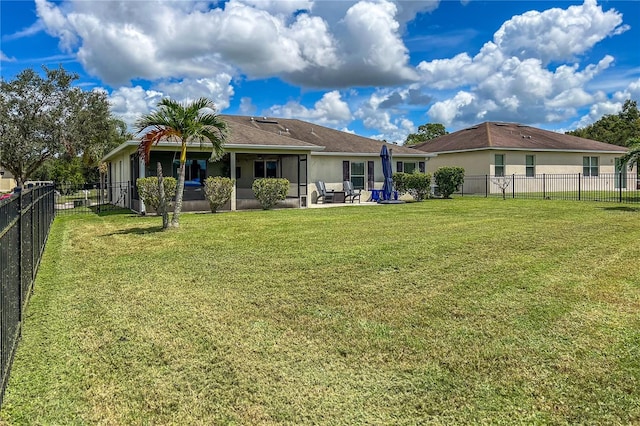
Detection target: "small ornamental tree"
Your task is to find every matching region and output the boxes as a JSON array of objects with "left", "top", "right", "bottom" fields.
[
  {"left": 405, "top": 172, "right": 431, "bottom": 201},
  {"left": 433, "top": 167, "right": 465, "bottom": 198},
  {"left": 491, "top": 176, "right": 512, "bottom": 200},
  {"left": 204, "top": 176, "right": 234, "bottom": 213},
  {"left": 252, "top": 178, "right": 289, "bottom": 210},
  {"left": 136, "top": 176, "right": 177, "bottom": 213}
]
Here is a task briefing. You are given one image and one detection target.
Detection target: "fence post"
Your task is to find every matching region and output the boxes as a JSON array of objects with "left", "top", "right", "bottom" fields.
[
  {"left": 619, "top": 171, "right": 623, "bottom": 203},
  {"left": 485, "top": 175, "right": 488, "bottom": 197},
  {"left": 543, "top": 174, "right": 546, "bottom": 199},
  {"left": 578, "top": 173, "right": 581, "bottom": 201},
  {"left": 512, "top": 174, "right": 515, "bottom": 199}
]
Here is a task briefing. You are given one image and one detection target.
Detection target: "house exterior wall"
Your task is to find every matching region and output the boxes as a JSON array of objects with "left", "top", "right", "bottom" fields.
[
  {"left": 309, "top": 154, "right": 429, "bottom": 203},
  {"left": 426, "top": 149, "right": 629, "bottom": 175},
  {"left": 0, "top": 172, "right": 16, "bottom": 192},
  {"left": 427, "top": 149, "right": 636, "bottom": 195}
]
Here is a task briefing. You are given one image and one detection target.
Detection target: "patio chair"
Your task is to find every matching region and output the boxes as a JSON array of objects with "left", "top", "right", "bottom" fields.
[
  {"left": 343, "top": 181, "right": 362, "bottom": 203},
  {"left": 315, "top": 181, "right": 334, "bottom": 203}
]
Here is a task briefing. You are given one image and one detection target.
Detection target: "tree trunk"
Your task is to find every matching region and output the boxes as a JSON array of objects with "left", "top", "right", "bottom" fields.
[
  {"left": 171, "top": 156, "right": 186, "bottom": 228},
  {"left": 157, "top": 162, "right": 169, "bottom": 230}
]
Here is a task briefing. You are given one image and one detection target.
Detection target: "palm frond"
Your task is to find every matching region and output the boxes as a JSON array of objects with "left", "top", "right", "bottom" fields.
[{"left": 137, "top": 127, "right": 179, "bottom": 163}]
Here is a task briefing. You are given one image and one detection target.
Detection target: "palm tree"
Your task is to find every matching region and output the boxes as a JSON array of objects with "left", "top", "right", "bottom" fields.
[{"left": 136, "top": 97, "right": 228, "bottom": 228}]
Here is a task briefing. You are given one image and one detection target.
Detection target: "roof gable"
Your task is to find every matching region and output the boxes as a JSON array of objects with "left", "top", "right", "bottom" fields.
[{"left": 413, "top": 122, "right": 628, "bottom": 154}]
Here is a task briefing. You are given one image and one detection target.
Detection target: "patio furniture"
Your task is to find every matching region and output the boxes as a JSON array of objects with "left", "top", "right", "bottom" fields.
[
  {"left": 343, "top": 181, "right": 362, "bottom": 203},
  {"left": 315, "top": 181, "right": 334, "bottom": 203}
]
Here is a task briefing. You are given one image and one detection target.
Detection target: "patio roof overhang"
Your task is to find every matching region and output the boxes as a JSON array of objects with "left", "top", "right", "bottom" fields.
[{"left": 102, "top": 140, "right": 324, "bottom": 163}]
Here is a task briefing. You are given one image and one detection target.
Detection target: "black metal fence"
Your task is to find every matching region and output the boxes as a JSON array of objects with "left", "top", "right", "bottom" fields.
[
  {"left": 54, "top": 181, "right": 132, "bottom": 215},
  {"left": 0, "top": 185, "right": 55, "bottom": 406},
  {"left": 454, "top": 173, "right": 640, "bottom": 203}
]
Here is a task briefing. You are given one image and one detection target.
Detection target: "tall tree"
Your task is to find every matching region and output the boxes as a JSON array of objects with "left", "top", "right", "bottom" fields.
[
  {"left": 136, "top": 97, "right": 228, "bottom": 228},
  {"left": 0, "top": 66, "right": 114, "bottom": 187},
  {"left": 567, "top": 100, "right": 640, "bottom": 146},
  {"left": 34, "top": 117, "right": 132, "bottom": 184},
  {"left": 405, "top": 123, "right": 448, "bottom": 146}
]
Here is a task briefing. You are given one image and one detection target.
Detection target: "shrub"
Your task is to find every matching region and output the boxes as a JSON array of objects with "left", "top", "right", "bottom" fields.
[
  {"left": 433, "top": 167, "right": 465, "bottom": 199},
  {"left": 392, "top": 172, "right": 409, "bottom": 195},
  {"left": 204, "top": 176, "right": 234, "bottom": 213},
  {"left": 136, "top": 176, "right": 177, "bottom": 212},
  {"left": 252, "top": 178, "right": 289, "bottom": 210},
  {"left": 405, "top": 172, "right": 431, "bottom": 201}
]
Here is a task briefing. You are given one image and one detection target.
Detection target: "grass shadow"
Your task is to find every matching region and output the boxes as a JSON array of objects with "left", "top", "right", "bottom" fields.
[
  {"left": 88, "top": 206, "right": 136, "bottom": 217},
  {"left": 601, "top": 206, "right": 640, "bottom": 212},
  {"left": 105, "top": 225, "right": 166, "bottom": 236}
]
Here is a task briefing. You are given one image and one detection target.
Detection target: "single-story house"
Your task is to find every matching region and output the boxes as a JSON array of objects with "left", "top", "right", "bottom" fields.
[
  {"left": 412, "top": 121, "right": 636, "bottom": 194},
  {"left": 102, "top": 115, "right": 433, "bottom": 212},
  {"left": 0, "top": 169, "right": 16, "bottom": 193}
]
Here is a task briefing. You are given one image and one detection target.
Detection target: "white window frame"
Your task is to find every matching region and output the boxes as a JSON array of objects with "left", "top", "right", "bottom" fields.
[
  {"left": 583, "top": 156, "right": 599, "bottom": 177},
  {"left": 351, "top": 162, "right": 365, "bottom": 190},
  {"left": 526, "top": 155, "right": 535, "bottom": 177},
  {"left": 495, "top": 154, "right": 505, "bottom": 177}
]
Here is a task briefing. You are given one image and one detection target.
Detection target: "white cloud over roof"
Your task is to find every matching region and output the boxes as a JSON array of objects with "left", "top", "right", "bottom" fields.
[{"left": 25, "top": 0, "right": 638, "bottom": 142}]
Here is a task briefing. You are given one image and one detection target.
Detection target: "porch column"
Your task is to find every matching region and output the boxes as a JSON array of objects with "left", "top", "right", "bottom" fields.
[
  {"left": 139, "top": 157, "right": 146, "bottom": 214},
  {"left": 230, "top": 152, "right": 237, "bottom": 211}
]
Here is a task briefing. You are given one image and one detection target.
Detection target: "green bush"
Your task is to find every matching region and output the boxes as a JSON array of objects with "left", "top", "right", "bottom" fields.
[
  {"left": 252, "top": 178, "right": 289, "bottom": 210},
  {"left": 204, "top": 176, "right": 234, "bottom": 213},
  {"left": 405, "top": 172, "right": 431, "bottom": 201},
  {"left": 136, "top": 176, "right": 177, "bottom": 212},
  {"left": 393, "top": 172, "right": 431, "bottom": 201},
  {"left": 392, "top": 172, "right": 409, "bottom": 195},
  {"left": 433, "top": 167, "right": 465, "bottom": 198}
]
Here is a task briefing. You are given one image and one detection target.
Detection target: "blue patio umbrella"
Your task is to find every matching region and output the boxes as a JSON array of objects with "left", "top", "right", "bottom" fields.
[{"left": 380, "top": 144, "right": 393, "bottom": 201}]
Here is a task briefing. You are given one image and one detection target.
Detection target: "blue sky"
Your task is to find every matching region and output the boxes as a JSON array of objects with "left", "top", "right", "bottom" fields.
[{"left": 1, "top": 0, "right": 639, "bottom": 143}]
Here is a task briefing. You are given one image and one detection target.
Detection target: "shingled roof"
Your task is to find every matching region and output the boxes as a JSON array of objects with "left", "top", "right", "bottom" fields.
[
  {"left": 222, "top": 115, "right": 426, "bottom": 156},
  {"left": 413, "top": 122, "right": 628, "bottom": 154}
]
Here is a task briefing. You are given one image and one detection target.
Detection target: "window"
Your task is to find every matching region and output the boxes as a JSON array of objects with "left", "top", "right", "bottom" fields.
[
  {"left": 404, "top": 162, "right": 417, "bottom": 174},
  {"left": 172, "top": 158, "right": 206, "bottom": 183},
  {"left": 526, "top": 155, "right": 535, "bottom": 177},
  {"left": 255, "top": 160, "right": 278, "bottom": 178},
  {"left": 351, "top": 162, "right": 365, "bottom": 190},
  {"left": 583, "top": 156, "right": 599, "bottom": 177},
  {"left": 495, "top": 154, "right": 505, "bottom": 177}
]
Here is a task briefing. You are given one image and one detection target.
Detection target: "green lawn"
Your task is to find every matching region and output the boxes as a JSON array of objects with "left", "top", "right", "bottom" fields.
[{"left": 1, "top": 199, "right": 639, "bottom": 424}]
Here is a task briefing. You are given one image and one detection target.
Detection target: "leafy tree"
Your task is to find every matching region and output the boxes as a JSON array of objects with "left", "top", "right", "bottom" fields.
[
  {"left": 405, "top": 123, "right": 448, "bottom": 146},
  {"left": 0, "top": 66, "right": 114, "bottom": 187},
  {"left": 567, "top": 100, "right": 640, "bottom": 146},
  {"left": 136, "top": 97, "right": 228, "bottom": 228},
  {"left": 434, "top": 167, "right": 465, "bottom": 199}
]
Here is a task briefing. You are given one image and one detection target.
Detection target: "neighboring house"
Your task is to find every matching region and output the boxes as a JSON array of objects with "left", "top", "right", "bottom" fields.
[
  {"left": 102, "top": 115, "right": 433, "bottom": 212},
  {"left": 412, "top": 122, "right": 635, "bottom": 194},
  {"left": 0, "top": 169, "right": 16, "bottom": 193}
]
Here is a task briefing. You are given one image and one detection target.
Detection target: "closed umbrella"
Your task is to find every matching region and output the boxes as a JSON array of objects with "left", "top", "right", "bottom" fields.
[{"left": 380, "top": 144, "right": 393, "bottom": 201}]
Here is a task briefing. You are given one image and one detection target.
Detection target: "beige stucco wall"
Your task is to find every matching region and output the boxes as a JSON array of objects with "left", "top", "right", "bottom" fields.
[
  {"left": 0, "top": 173, "right": 16, "bottom": 192},
  {"left": 426, "top": 149, "right": 637, "bottom": 195},
  {"left": 427, "top": 149, "right": 631, "bottom": 176}
]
